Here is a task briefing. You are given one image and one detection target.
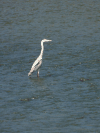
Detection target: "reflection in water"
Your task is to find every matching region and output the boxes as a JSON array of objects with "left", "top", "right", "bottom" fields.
[{"left": 29, "top": 76, "right": 45, "bottom": 85}]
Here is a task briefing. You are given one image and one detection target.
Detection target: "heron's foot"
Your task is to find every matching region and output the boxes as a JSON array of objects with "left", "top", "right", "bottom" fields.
[
  {"left": 37, "top": 72, "right": 39, "bottom": 77},
  {"left": 37, "top": 70, "right": 39, "bottom": 77}
]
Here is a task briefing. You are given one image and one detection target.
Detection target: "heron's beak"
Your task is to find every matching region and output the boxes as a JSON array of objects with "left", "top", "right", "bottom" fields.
[{"left": 48, "top": 40, "right": 52, "bottom": 41}]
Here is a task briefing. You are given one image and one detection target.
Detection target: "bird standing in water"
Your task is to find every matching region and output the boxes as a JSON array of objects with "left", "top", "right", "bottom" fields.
[{"left": 28, "top": 39, "right": 52, "bottom": 77}]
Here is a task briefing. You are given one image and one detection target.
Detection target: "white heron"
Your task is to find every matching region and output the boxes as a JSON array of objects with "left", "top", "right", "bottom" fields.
[{"left": 28, "top": 39, "right": 52, "bottom": 77}]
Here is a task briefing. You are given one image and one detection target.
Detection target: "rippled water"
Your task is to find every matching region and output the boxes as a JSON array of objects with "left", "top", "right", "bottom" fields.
[{"left": 0, "top": 0, "right": 100, "bottom": 132}]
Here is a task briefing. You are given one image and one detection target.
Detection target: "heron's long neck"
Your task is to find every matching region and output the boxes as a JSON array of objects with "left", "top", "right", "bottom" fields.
[{"left": 40, "top": 41, "right": 44, "bottom": 58}]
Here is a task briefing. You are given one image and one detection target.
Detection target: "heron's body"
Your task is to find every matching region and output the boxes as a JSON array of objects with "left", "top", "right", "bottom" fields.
[{"left": 28, "top": 39, "right": 52, "bottom": 77}]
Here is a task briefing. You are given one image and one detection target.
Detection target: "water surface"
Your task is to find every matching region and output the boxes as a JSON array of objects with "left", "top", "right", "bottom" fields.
[{"left": 0, "top": 0, "right": 100, "bottom": 132}]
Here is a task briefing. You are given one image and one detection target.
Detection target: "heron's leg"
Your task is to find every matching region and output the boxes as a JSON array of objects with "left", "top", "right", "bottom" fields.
[{"left": 37, "top": 69, "right": 39, "bottom": 77}]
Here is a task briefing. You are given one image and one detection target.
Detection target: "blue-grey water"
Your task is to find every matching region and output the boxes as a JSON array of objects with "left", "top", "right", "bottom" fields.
[{"left": 0, "top": 0, "right": 100, "bottom": 132}]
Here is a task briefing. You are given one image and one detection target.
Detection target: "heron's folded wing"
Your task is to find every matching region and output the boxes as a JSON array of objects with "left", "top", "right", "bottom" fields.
[
  {"left": 34, "top": 60, "right": 42, "bottom": 71},
  {"left": 32, "top": 56, "right": 42, "bottom": 68},
  {"left": 30, "top": 59, "right": 42, "bottom": 73}
]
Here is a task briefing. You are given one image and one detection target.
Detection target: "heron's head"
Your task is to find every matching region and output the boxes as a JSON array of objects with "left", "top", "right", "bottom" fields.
[{"left": 42, "top": 39, "right": 52, "bottom": 43}]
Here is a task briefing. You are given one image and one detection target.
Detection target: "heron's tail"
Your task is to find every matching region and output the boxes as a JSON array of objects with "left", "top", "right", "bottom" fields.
[
  {"left": 28, "top": 72, "right": 31, "bottom": 76},
  {"left": 28, "top": 66, "right": 35, "bottom": 76}
]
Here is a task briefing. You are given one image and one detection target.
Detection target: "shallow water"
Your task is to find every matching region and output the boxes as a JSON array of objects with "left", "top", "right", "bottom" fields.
[{"left": 0, "top": 0, "right": 100, "bottom": 132}]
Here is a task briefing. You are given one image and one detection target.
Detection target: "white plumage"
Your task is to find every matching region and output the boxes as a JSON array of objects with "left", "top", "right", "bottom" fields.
[{"left": 28, "top": 39, "right": 52, "bottom": 77}]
